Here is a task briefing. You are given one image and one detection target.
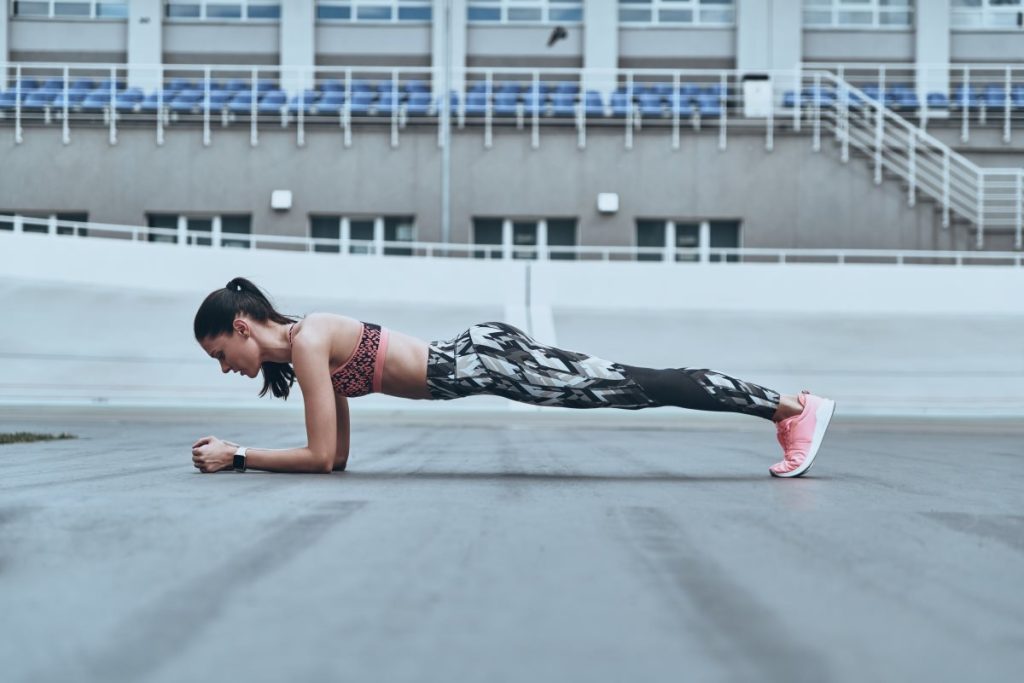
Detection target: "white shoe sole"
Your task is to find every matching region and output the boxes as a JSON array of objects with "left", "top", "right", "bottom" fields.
[{"left": 770, "top": 397, "right": 836, "bottom": 478}]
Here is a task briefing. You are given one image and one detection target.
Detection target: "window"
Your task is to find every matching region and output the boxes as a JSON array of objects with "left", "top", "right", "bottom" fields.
[
  {"left": 952, "top": 0, "right": 1023, "bottom": 28},
  {"left": 11, "top": 0, "right": 128, "bottom": 18},
  {"left": 635, "top": 219, "right": 740, "bottom": 262},
  {"left": 309, "top": 215, "right": 416, "bottom": 255},
  {"left": 0, "top": 212, "right": 89, "bottom": 236},
  {"left": 145, "top": 214, "right": 252, "bottom": 247},
  {"left": 472, "top": 217, "right": 578, "bottom": 260},
  {"left": 803, "top": 0, "right": 913, "bottom": 28},
  {"left": 468, "top": 0, "right": 583, "bottom": 23},
  {"left": 165, "top": 1, "right": 281, "bottom": 21},
  {"left": 618, "top": 0, "right": 735, "bottom": 26},
  {"left": 316, "top": 1, "right": 432, "bottom": 22}
]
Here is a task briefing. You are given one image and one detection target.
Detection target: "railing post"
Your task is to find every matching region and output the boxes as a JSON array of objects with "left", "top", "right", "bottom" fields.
[
  {"left": 62, "top": 65, "right": 70, "bottom": 145},
  {"left": 671, "top": 70, "right": 680, "bottom": 150},
  {"left": 718, "top": 71, "right": 727, "bottom": 151},
  {"left": 203, "top": 66, "right": 211, "bottom": 147},
  {"left": 343, "top": 67, "right": 352, "bottom": 147},
  {"left": 531, "top": 69, "right": 540, "bottom": 149},
  {"left": 874, "top": 100, "right": 883, "bottom": 185},
  {"left": 109, "top": 66, "right": 117, "bottom": 146},
  {"left": 340, "top": 217, "right": 350, "bottom": 255},
  {"left": 907, "top": 127, "right": 916, "bottom": 207},
  {"left": 976, "top": 173, "right": 985, "bottom": 249},
  {"left": 1016, "top": 172, "right": 1022, "bottom": 250},
  {"left": 374, "top": 217, "right": 385, "bottom": 257},
  {"left": 812, "top": 71, "right": 821, "bottom": 151},
  {"left": 942, "top": 150, "right": 951, "bottom": 228},
  {"left": 1003, "top": 66, "right": 1012, "bottom": 144},
  {"left": 14, "top": 64, "right": 22, "bottom": 144},
  {"left": 156, "top": 64, "right": 165, "bottom": 146},
  {"left": 485, "top": 69, "right": 493, "bottom": 149},
  {"left": 625, "top": 70, "right": 634, "bottom": 150},
  {"left": 961, "top": 66, "right": 970, "bottom": 143},
  {"left": 390, "top": 67, "right": 399, "bottom": 148},
  {"left": 250, "top": 67, "right": 259, "bottom": 147},
  {"left": 663, "top": 220, "right": 674, "bottom": 264}
]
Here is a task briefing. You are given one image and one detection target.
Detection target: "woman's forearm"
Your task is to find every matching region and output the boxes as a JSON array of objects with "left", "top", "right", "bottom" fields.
[{"left": 245, "top": 446, "right": 332, "bottom": 474}]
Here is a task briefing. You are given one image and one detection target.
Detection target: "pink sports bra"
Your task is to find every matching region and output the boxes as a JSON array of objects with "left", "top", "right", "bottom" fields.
[{"left": 288, "top": 320, "right": 391, "bottom": 397}]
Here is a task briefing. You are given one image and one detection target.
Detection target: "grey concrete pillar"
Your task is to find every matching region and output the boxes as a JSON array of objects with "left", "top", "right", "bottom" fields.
[
  {"left": 583, "top": 0, "right": 617, "bottom": 96},
  {"left": 916, "top": 0, "right": 950, "bottom": 99},
  {"left": 737, "top": 0, "right": 801, "bottom": 74},
  {"left": 128, "top": 0, "right": 163, "bottom": 91},
  {"left": 281, "top": 0, "right": 315, "bottom": 96},
  {"left": 432, "top": 0, "right": 467, "bottom": 96}
]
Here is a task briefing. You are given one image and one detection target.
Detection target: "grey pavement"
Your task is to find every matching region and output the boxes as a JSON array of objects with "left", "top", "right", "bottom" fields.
[{"left": 1, "top": 406, "right": 1023, "bottom": 683}]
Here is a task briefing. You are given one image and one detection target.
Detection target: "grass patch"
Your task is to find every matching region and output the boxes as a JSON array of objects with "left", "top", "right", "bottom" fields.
[{"left": 0, "top": 432, "right": 78, "bottom": 445}]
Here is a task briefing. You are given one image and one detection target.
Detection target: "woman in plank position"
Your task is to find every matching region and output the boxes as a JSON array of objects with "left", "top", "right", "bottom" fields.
[{"left": 192, "top": 277, "right": 836, "bottom": 477}]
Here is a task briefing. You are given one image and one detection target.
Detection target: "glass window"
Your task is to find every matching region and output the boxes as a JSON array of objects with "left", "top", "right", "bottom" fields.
[
  {"left": 546, "top": 218, "right": 577, "bottom": 261},
  {"left": 12, "top": 0, "right": 129, "bottom": 18},
  {"left": 619, "top": 0, "right": 735, "bottom": 25},
  {"left": 468, "top": 0, "right": 584, "bottom": 23},
  {"left": 356, "top": 5, "right": 392, "bottom": 20},
  {"left": 165, "top": 1, "right": 280, "bottom": 21},
  {"left": 803, "top": 0, "right": 914, "bottom": 27},
  {"left": 636, "top": 220, "right": 665, "bottom": 261},
  {"left": 220, "top": 215, "right": 251, "bottom": 249},
  {"left": 54, "top": 1, "right": 90, "bottom": 15},
  {"left": 316, "top": 1, "right": 431, "bottom": 22},
  {"left": 349, "top": 219, "right": 375, "bottom": 255},
  {"left": 167, "top": 2, "right": 202, "bottom": 18},
  {"left": 317, "top": 4, "right": 352, "bottom": 19},
  {"left": 247, "top": 4, "right": 281, "bottom": 19},
  {"left": 383, "top": 216, "right": 415, "bottom": 256},
  {"left": 708, "top": 220, "right": 740, "bottom": 263},
  {"left": 473, "top": 218, "right": 504, "bottom": 259},
  {"left": 146, "top": 214, "right": 179, "bottom": 244},
  {"left": 310, "top": 216, "right": 341, "bottom": 253},
  {"left": 96, "top": 2, "right": 127, "bottom": 17},
  {"left": 55, "top": 212, "right": 89, "bottom": 237}
]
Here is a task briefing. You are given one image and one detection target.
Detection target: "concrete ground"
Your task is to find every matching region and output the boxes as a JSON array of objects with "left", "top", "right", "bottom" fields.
[{"left": 2, "top": 406, "right": 1022, "bottom": 683}]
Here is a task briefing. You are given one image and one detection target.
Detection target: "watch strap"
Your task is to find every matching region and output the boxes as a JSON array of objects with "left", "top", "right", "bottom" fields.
[{"left": 233, "top": 446, "right": 248, "bottom": 472}]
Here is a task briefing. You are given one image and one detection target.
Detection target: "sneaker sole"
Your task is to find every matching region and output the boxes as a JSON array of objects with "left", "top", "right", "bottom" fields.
[{"left": 770, "top": 397, "right": 836, "bottom": 478}]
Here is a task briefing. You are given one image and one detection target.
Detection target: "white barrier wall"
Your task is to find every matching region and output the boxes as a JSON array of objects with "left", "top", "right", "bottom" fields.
[{"left": 2, "top": 232, "right": 1023, "bottom": 315}]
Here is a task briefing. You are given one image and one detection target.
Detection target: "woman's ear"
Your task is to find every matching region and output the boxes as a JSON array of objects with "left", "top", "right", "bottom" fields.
[{"left": 234, "top": 319, "right": 250, "bottom": 338}]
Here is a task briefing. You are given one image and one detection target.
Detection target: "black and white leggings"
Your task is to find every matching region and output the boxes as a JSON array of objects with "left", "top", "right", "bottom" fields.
[{"left": 425, "top": 322, "right": 781, "bottom": 421}]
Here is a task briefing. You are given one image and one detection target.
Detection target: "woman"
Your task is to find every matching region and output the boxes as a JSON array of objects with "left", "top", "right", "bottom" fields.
[{"left": 192, "top": 277, "right": 836, "bottom": 477}]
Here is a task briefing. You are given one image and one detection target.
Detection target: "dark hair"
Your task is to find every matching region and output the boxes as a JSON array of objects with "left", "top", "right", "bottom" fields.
[{"left": 193, "top": 276, "right": 300, "bottom": 400}]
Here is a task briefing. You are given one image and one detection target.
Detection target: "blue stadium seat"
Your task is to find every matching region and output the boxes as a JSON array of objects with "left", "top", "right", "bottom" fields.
[
  {"left": 584, "top": 90, "right": 604, "bottom": 117},
  {"left": 782, "top": 90, "right": 796, "bottom": 108},
  {"left": 80, "top": 91, "right": 113, "bottom": 112},
  {"left": 406, "top": 91, "right": 432, "bottom": 116},
  {"left": 169, "top": 91, "right": 203, "bottom": 113},
  {"left": 349, "top": 90, "right": 375, "bottom": 115},
  {"left": 637, "top": 93, "right": 663, "bottom": 118},
  {"left": 350, "top": 79, "right": 374, "bottom": 94},
  {"left": 255, "top": 79, "right": 276, "bottom": 93},
  {"left": 983, "top": 85, "right": 1007, "bottom": 108},
  {"left": 40, "top": 77, "right": 64, "bottom": 91},
  {"left": 493, "top": 91, "right": 518, "bottom": 116},
  {"left": 227, "top": 92, "right": 254, "bottom": 113},
  {"left": 52, "top": 89, "right": 89, "bottom": 109},
  {"left": 1012, "top": 86, "right": 1024, "bottom": 111},
  {"left": 257, "top": 90, "right": 286, "bottom": 114},
  {"left": 376, "top": 90, "right": 398, "bottom": 115},
  {"left": 0, "top": 90, "right": 18, "bottom": 111},
  {"left": 610, "top": 92, "right": 630, "bottom": 117},
  {"left": 23, "top": 89, "right": 59, "bottom": 110},
  {"left": 321, "top": 79, "right": 345, "bottom": 93},
  {"left": 138, "top": 92, "right": 167, "bottom": 112},
  {"left": 671, "top": 91, "right": 693, "bottom": 117},
  {"left": 316, "top": 91, "right": 345, "bottom": 115},
  {"left": 224, "top": 79, "right": 249, "bottom": 92},
  {"left": 467, "top": 81, "right": 488, "bottom": 96},
  {"left": 70, "top": 78, "right": 95, "bottom": 91},
  {"left": 889, "top": 88, "right": 919, "bottom": 111},
  {"left": 553, "top": 81, "right": 580, "bottom": 95},
  {"left": 551, "top": 92, "right": 575, "bottom": 117},
  {"left": 287, "top": 90, "right": 319, "bottom": 114},
  {"left": 697, "top": 93, "right": 722, "bottom": 117},
  {"left": 166, "top": 78, "right": 195, "bottom": 92},
  {"left": 16, "top": 77, "right": 40, "bottom": 92},
  {"left": 404, "top": 79, "right": 429, "bottom": 94},
  {"left": 465, "top": 91, "right": 487, "bottom": 116},
  {"left": 523, "top": 90, "right": 545, "bottom": 116},
  {"left": 496, "top": 82, "right": 522, "bottom": 96},
  {"left": 114, "top": 87, "right": 145, "bottom": 112},
  {"left": 376, "top": 80, "right": 396, "bottom": 96},
  {"left": 926, "top": 92, "right": 949, "bottom": 110},
  {"left": 951, "top": 86, "right": 982, "bottom": 110}
]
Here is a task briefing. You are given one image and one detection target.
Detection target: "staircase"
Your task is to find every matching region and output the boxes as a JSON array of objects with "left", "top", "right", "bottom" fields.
[{"left": 792, "top": 70, "right": 1023, "bottom": 250}]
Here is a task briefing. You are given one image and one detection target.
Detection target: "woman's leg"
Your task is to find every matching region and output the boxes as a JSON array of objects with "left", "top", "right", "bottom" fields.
[{"left": 427, "top": 322, "right": 783, "bottom": 421}]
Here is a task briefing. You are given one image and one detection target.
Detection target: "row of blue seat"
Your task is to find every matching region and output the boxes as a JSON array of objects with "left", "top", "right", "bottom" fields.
[{"left": 785, "top": 84, "right": 1024, "bottom": 111}]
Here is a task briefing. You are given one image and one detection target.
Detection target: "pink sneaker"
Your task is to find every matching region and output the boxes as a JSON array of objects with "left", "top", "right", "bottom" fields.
[{"left": 770, "top": 390, "right": 837, "bottom": 478}]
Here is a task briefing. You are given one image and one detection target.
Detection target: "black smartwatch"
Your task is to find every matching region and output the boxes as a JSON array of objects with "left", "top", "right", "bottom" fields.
[{"left": 233, "top": 446, "right": 248, "bottom": 472}]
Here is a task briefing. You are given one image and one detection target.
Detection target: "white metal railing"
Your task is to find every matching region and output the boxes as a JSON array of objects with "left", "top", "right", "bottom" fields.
[
  {"left": 3, "top": 215, "right": 1023, "bottom": 266},
  {"left": 1, "top": 62, "right": 1021, "bottom": 247},
  {"left": 799, "top": 71, "right": 1024, "bottom": 249}
]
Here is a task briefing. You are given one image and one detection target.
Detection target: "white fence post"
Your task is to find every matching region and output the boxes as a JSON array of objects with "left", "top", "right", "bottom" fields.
[
  {"left": 15, "top": 64, "right": 22, "bottom": 144},
  {"left": 942, "top": 151, "right": 951, "bottom": 228},
  {"left": 976, "top": 174, "right": 984, "bottom": 249},
  {"left": 874, "top": 100, "right": 883, "bottom": 185}
]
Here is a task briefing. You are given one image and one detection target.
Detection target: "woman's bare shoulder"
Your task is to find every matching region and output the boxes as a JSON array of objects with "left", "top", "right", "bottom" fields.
[{"left": 293, "top": 312, "right": 362, "bottom": 342}]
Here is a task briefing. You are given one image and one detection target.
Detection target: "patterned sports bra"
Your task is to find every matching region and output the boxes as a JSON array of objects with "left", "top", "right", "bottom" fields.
[{"left": 288, "top": 320, "right": 391, "bottom": 397}]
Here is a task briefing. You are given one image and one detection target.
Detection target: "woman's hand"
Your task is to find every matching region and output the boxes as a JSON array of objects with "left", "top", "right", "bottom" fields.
[{"left": 191, "top": 436, "right": 238, "bottom": 473}]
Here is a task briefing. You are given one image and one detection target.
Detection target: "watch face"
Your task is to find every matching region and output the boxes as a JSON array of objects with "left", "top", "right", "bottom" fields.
[{"left": 233, "top": 454, "right": 246, "bottom": 470}]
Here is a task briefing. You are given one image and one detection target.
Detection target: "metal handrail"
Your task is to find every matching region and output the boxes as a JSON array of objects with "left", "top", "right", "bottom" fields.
[{"left": 3, "top": 215, "right": 1022, "bottom": 266}]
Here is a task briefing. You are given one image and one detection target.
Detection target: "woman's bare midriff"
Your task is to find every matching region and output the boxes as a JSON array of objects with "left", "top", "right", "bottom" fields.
[{"left": 298, "top": 312, "right": 432, "bottom": 400}]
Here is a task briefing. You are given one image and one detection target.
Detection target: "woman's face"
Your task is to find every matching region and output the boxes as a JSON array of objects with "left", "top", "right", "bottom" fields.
[{"left": 199, "top": 321, "right": 259, "bottom": 378}]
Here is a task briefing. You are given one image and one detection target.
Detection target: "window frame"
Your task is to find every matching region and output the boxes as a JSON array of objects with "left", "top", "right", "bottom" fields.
[
  {"left": 617, "top": 0, "right": 736, "bottom": 28},
  {"left": 802, "top": 0, "right": 914, "bottom": 30},
  {"left": 164, "top": 0, "right": 282, "bottom": 23},
  {"left": 315, "top": 0, "right": 433, "bottom": 24},
  {"left": 10, "top": 0, "right": 129, "bottom": 19},
  {"left": 466, "top": 0, "right": 584, "bottom": 25},
  {"left": 951, "top": 0, "right": 1024, "bottom": 30}
]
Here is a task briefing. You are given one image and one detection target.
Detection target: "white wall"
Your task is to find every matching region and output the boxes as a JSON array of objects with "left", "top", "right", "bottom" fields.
[{"left": 2, "top": 232, "right": 1021, "bottom": 316}]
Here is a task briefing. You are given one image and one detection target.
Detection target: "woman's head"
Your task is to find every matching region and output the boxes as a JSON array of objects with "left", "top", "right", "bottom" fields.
[{"left": 193, "top": 277, "right": 298, "bottom": 399}]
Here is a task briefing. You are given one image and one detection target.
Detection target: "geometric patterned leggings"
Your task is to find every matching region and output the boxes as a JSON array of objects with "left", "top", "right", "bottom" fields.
[{"left": 425, "top": 321, "right": 782, "bottom": 422}]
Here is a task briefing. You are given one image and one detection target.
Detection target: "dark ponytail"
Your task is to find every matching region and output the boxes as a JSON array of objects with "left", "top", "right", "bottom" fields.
[{"left": 193, "top": 276, "right": 300, "bottom": 400}]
